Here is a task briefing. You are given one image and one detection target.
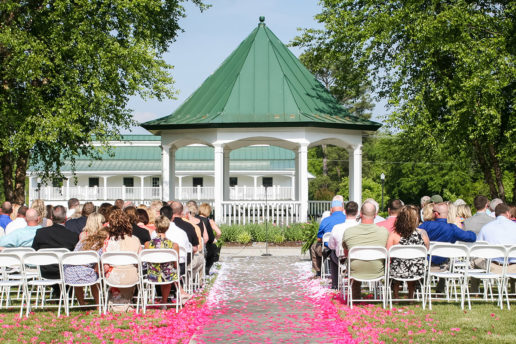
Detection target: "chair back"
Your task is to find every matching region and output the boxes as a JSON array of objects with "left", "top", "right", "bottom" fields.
[
  {"left": 178, "top": 245, "right": 187, "bottom": 262},
  {"left": 2, "top": 247, "right": 35, "bottom": 258},
  {"left": 140, "top": 249, "right": 179, "bottom": 264},
  {"left": 429, "top": 243, "right": 469, "bottom": 259},
  {"left": 468, "top": 245, "right": 506, "bottom": 260},
  {"left": 61, "top": 251, "right": 100, "bottom": 266},
  {"left": 348, "top": 246, "right": 388, "bottom": 261},
  {"left": 322, "top": 232, "right": 331, "bottom": 245},
  {"left": 388, "top": 245, "right": 427, "bottom": 260},
  {"left": 23, "top": 252, "right": 60, "bottom": 267},
  {"left": 456, "top": 241, "right": 487, "bottom": 247},
  {"left": 0, "top": 253, "right": 23, "bottom": 269},
  {"left": 38, "top": 248, "right": 70, "bottom": 254},
  {"left": 101, "top": 252, "right": 139, "bottom": 266}
]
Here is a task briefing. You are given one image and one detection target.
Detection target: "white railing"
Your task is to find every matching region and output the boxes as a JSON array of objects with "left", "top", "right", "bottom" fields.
[
  {"left": 174, "top": 186, "right": 293, "bottom": 201},
  {"left": 175, "top": 186, "right": 215, "bottom": 200},
  {"left": 221, "top": 201, "right": 301, "bottom": 226},
  {"left": 30, "top": 186, "right": 162, "bottom": 202},
  {"left": 308, "top": 200, "right": 331, "bottom": 218}
]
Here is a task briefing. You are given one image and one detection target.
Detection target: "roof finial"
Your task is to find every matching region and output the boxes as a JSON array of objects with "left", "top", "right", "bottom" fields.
[{"left": 259, "top": 16, "right": 265, "bottom": 25}]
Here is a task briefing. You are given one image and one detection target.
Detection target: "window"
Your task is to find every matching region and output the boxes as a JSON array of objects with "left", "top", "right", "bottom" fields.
[
  {"left": 152, "top": 177, "right": 160, "bottom": 187},
  {"left": 229, "top": 177, "right": 238, "bottom": 187},
  {"left": 262, "top": 177, "right": 273, "bottom": 187},
  {"left": 89, "top": 177, "right": 100, "bottom": 187},
  {"left": 123, "top": 177, "right": 134, "bottom": 187},
  {"left": 192, "top": 177, "right": 203, "bottom": 187}
]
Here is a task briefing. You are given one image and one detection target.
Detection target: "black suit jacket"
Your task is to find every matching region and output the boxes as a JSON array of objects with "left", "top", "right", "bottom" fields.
[
  {"left": 32, "top": 224, "right": 79, "bottom": 279},
  {"left": 65, "top": 216, "right": 87, "bottom": 235}
]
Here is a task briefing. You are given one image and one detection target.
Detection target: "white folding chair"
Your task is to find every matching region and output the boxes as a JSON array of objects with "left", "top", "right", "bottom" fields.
[
  {"left": 387, "top": 245, "right": 427, "bottom": 309},
  {"left": 140, "top": 249, "right": 182, "bottom": 313},
  {"left": 426, "top": 243, "right": 470, "bottom": 310},
  {"left": 100, "top": 252, "right": 143, "bottom": 314},
  {"left": 186, "top": 243, "right": 194, "bottom": 293},
  {"left": 177, "top": 245, "right": 190, "bottom": 293},
  {"left": 467, "top": 245, "right": 507, "bottom": 309},
  {"left": 321, "top": 233, "right": 331, "bottom": 280},
  {"left": 38, "top": 248, "right": 70, "bottom": 254},
  {"left": 23, "top": 252, "right": 66, "bottom": 316},
  {"left": 1, "top": 248, "right": 37, "bottom": 297},
  {"left": 503, "top": 245, "right": 516, "bottom": 310},
  {"left": 61, "top": 251, "right": 103, "bottom": 315},
  {"left": 347, "top": 246, "right": 388, "bottom": 309},
  {"left": 0, "top": 253, "right": 27, "bottom": 317}
]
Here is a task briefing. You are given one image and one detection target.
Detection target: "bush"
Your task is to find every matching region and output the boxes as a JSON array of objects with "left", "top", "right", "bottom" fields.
[
  {"left": 218, "top": 222, "right": 311, "bottom": 244},
  {"left": 235, "top": 231, "right": 252, "bottom": 244}
]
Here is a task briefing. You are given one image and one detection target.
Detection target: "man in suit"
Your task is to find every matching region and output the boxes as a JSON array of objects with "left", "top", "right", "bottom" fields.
[
  {"left": 65, "top": 202, "right": 95, "bottom": 235},
  {"left": 32, "top": 205, "right": 79, "bottom": 280},
  {"left": 463, "top": 195, "right": 494, "bottom": 234}
]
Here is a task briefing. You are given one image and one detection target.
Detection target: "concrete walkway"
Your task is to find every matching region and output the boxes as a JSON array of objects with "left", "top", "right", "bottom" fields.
[
  {"left": 191, "top": 255, "right": 351, "bottom": 344},
  {"left": 220, "top": 243, "right": 310, "bottom": 259}
]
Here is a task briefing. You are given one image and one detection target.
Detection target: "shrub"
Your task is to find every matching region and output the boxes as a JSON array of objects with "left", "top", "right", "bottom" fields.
[{"left": 235, "top": 231, "right": 252, "bottom": 244}]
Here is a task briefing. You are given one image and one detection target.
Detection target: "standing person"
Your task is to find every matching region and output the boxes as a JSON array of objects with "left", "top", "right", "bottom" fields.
[
  {"left": 310, "top": 199, "right": 346, "bottom": 278},
  {"left": 377, "top": 199, "right": 404, "bottom": 232},
  {"left": 103, "top": 209, "right": 141, "bottom": 312},
  {"left": 64, "top": 213, "right": 107, "bottom": 306},
  {"left": 327, "top": 201, "right": 359, "bottom": 289},
  {"left": 65, "top": 202, "right": 95, "bottom": 235},
  {"left": 463, "top": 195, "right": 494, "bottom": 234},
  {"left": 386, "top": 205, "right": 429, "bottom": 300},
  {"left": 0, "top": 201, "right": 13, "bottom": 232},
  {"left": 5, "top": 205, "right": 28, "bottom": 235},
  {"left": 198, "top": 203, "right": 221, "bottom": 275},
  {"left": 0, "top": 209, "right": 41, "bottom": 249},
  {"left": 342, "top": 202, "right": 389, "bottom": 300}
]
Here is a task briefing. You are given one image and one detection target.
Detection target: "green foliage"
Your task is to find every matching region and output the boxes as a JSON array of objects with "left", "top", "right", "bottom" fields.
[
  {"left": 295, "top": 0, "right": 516, "bottom": 203},
  {"left": 300, "top": 220, "right": 319, "bottom": 254},
  {"left": 235, "top": 231, "right": 252, "bottom": 245},
  {"left": 0, "top": 0, "right": 205, "bottom": 203},
  {"left": 218, "top": 222, "right": 315, "bottom": 246}
]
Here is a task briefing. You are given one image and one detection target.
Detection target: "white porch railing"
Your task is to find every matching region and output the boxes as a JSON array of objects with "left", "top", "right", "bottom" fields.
[
  {"left": 175, "top": 186, "right": 293, "bottom": 201},
  {"left": 308, "top": 200, "right": 331, "bottom": 218},
  {"left": 30, "top": 186, "right": 162, "bottom": 202},
  {"left": 175, "top": 186, "right": 215, "bottom": 200},
  {"left": 221, "top": 201, "right": 301, "bottom": 226}
]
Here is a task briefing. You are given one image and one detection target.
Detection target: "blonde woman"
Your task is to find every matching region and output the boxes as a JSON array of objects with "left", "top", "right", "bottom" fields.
[
  {"left": 10, "top": 204, "right": 20, "bottom": 221},
  {"left": 31, "top": 199, "right": 52, "bottom": 227},
  {"left": 421, "top": 203, "right": 435, "bottom": 223},
  {"left": 198, "top": 203, "right": 221, "bottom": 275},
  {"left": 456, "top": 204, "right": 472, "bottom": 228},
  {"left": 447, "top": 202, "right": 462, "bottom": 228},
  {"left": 148, "top": 200, "right": 163, "bottom": 225},
  {"left": 79, "top": 213, "right": 105, "bottom": 241}
]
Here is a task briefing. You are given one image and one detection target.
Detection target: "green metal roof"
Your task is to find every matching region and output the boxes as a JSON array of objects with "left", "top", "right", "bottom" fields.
[
  {"left": 142, "top": 18, "right": 381, "bottom": 132},
  {"left": 29, "top": 144, "right": 294, "bottom": 172}
]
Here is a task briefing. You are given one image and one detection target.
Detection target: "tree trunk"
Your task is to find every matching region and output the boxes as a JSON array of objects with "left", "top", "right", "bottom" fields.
[
  {"left": 472, "top": 140, "right": 498, "bottom": 199},
  {"left": 488, "top": 143, "right": 505, "bottom": 202},
  {"left": 322, "top": 144, "right": 328, "bottom": 176},
  {"left": 13, "top": 151, "right": 29, "bottom": 204},
  {"left": 1, "top": 153, "right": 14, "bottom": 202}
]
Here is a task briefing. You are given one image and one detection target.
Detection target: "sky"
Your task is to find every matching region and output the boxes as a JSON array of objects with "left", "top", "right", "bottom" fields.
[{"left": 126, "top": 0, "right": 386, "bottom": 134}]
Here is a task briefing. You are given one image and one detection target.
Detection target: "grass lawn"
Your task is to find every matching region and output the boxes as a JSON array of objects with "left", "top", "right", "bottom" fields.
[{"left": 342, "top": 301, "right": 516, "bottom": 343}]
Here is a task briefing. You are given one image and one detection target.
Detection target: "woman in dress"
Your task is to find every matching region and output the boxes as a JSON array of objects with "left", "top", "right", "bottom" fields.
[
  {"left": 64, "top": 213, "right": 107, "bottom": 305},
  {"left": 103, "top": 209, "right": 141, "bottom": 312},
  {"left": 198, "top": 203, "right": 221, "bottom": 275},
  {"left": 144, "top": 215, "right": 189, "bottom": 306},
  {"left": 386, "top": 205, "right": 430, "bottom": 300}
]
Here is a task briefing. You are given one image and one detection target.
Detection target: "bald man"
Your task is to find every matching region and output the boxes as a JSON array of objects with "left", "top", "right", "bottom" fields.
[
  {"left": 342, "top": 202, "right": 389, "bottom": 299},
  {"left": 0, "top": 208, "right": 42, "bottom": 249}
]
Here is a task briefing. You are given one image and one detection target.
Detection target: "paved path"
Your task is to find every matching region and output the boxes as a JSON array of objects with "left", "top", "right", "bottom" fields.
[{"left": 191, "top": 256, "right": 354, "bottom": 344}]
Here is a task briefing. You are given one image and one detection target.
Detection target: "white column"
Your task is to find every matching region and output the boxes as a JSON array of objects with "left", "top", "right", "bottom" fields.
[
  {"left": 298, "top": 143, "right": 309, "bottom": 222},
  {"left": 294, "top": 151, "right": 300, "bottom": 201},
  {"left": 252, "top": 176, "right": 258, "bottom": 200},
  {"left": 290, "top": 175, "right": 295, "bottom": 200},
  {"left": 65, "top": 177, "right": 70, "bottom": 200},
  {"left": 102, "top": 176, "right": 108, "bottom": 200},
  {"left": 29, "top": 176, "right": 35, "bottom": 201},
  {"left": 177, "top": 175, "right": 183, "bottom": 200},
  {"left": 348, "top": 144, "right": 363, "bottom": 206},
  {"left": 214, "top": 143, "right": 224, "bottom": 223},
  {"left": 161, "top": 143, "right": 175, "bottom": 201},
  {"left": 223, "top": 149, "right": 230, "bottom": 201},
  {"left": 139, "top": 176, "right": 145, "bottom": 201}
]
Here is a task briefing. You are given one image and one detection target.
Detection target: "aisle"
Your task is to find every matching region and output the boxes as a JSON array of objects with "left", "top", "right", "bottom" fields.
[{"left": 192, "top": 256, "right": 355, "bottom": 344}]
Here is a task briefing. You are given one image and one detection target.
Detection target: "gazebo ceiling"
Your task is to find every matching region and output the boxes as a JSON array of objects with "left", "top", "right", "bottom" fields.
[{"left": 142, "top": 17, "right": 382, "bottom": 133}]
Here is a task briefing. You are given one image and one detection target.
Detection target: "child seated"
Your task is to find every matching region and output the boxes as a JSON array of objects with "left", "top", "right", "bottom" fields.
[{"left": 145, "top": 215, "right": 189, "bottom": 306}]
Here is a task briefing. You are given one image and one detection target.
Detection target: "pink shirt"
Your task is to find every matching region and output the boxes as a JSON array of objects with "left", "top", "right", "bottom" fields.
[{"left": 377, "top": 216, "right": 397, "bottom": 233}]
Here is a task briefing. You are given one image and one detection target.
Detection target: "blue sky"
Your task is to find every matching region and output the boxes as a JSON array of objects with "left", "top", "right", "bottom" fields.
[{"left": 127, "top": 0, "right": 386, "bottom": 134}]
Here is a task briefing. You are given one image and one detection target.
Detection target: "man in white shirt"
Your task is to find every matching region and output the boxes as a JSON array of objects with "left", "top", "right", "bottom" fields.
[
  {"left": 327, "top": 201, "right": 359, "bottom": 289},
  {"left": 5, "top": 206, "right": 28, "bottom": 235},
  {"left": 161, "top": 205, "right": 190, "bottom": 277}
]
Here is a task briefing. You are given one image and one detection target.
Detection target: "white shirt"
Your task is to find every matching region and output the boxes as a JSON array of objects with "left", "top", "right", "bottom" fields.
[
  {"left": 329, "top": 218, "right": 360, "bottom": 257},
  {"left": 165, "top": 222, "right": 189, "bottom": 263},
  {"left": 5, "top": 217, "right": 27, "bottom": 236},
  {"left": 66, "top": 208, "right": 77, "bottom": 219}
]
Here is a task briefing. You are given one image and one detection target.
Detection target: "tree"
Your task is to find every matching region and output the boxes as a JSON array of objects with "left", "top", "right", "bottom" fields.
[
  {"left": 295, "top": 0, "right": 516, "bottom": 202},
  {"left": 0, "top": 0, "right": 206, "bottom": 203}
]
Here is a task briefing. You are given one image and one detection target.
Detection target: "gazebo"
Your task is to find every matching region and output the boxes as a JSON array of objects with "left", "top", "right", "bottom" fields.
[{"left": 142, "top": 17, "right": 381, "bottom": 223}]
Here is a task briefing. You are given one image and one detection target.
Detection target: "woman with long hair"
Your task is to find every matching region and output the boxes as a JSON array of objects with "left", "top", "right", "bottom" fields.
[
  {"left": 136, "top": 208, "right": 156, "bottom": 238},
  {"left": 31, "top": 199, "right": 52, "bottom": 227},
  {"left": 386, "top": 205, "right": 430, "bottom": 300},
  {"left": 64, "top": 213, "right": 107, "bottom": 306}
]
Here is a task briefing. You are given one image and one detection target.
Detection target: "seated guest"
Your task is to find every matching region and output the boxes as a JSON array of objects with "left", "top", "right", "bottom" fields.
[
  {"left": 420, "top": 196, "right": 431, "bottom": 220},
  {"left": 456, "top": 204, "right": 472, "bottom": 227},
  {"left": 0, "top": 209, "right": 41, "bottom": 250},
  {"left": 5, "top": 205, "right": 28, "bottom": 235},
  {"left": 161, "top": 206, "right": 190, "bottom": 276},
  {"left": 447, "top": 202, "right": 463, "bottom": 229},
  {"left": 421, "top": 203, "right": 435, "bottom": 223},
  {"left": 114, "top": 199, "right": 124, "bottom": 209},
  {"left": 66, "top": 198, "right": 80, "bottom": 218},
  {"left": 328, "top": 201, "right": 359, "bottom": 289},
  {"left": 463, "top": 195, "right": 494, "bottom": 234},
  {"left": 31, "top": 199, "right": 52, "bottom": 227},
  {"left": 103, "top": 209, "right": 141, "bottom": 312},
  {"left": 170, "top": 202, "right": 202, "bottom": 274},
  {"left": 386, "top": 205, "right": 429, "bottom": 300},
  {"left": 342, "top": 202, "right": 389, "bottom": 299},
  {"left": 136, "top": 208, "right": 156, "bottom": 238},
  {"left": 488, "top": 198, "right": 503, "bottom": 218},
  {"left": 65, "top": 202, "right": 95, "bottom": 235},
  {"left": 145, "top": 215, "right": 189, "bottom": 306},
  {"left": 64, "top": 213, "right": 107, "bottom": 305},
  {"left": 362, "top": 198, "right": 385, "bottom": 223},
  {"left": 377, "top": 199, "right": 404, "bottom": 232},
  {"left": 510, "top": 205, "right": 516, "bottom": 222},
  {"left": 123, "top": 206, "right": 151, "bottom": 246},
  {"left": 0, "top": 201, "right": 13, "bottom": 231},
  {"left": 476, "top": 203, "right": 516, "bottom": 292},
  {"left": 310, "top": 198, "right": 346, "bottom": 277}
]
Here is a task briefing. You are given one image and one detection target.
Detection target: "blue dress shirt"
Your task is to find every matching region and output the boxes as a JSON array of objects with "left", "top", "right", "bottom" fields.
[
  {"left": 0, "top": 214, "right": 12, "bottom": 232},
  {"left": 419, "top": 218, "right": 476, "bottom": 265},
  {"left": 317, "top": 211, "right": 346, "bottom": 247},
  {"left": 478, "top": 216, "right": 516, "bottom": 264}
]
